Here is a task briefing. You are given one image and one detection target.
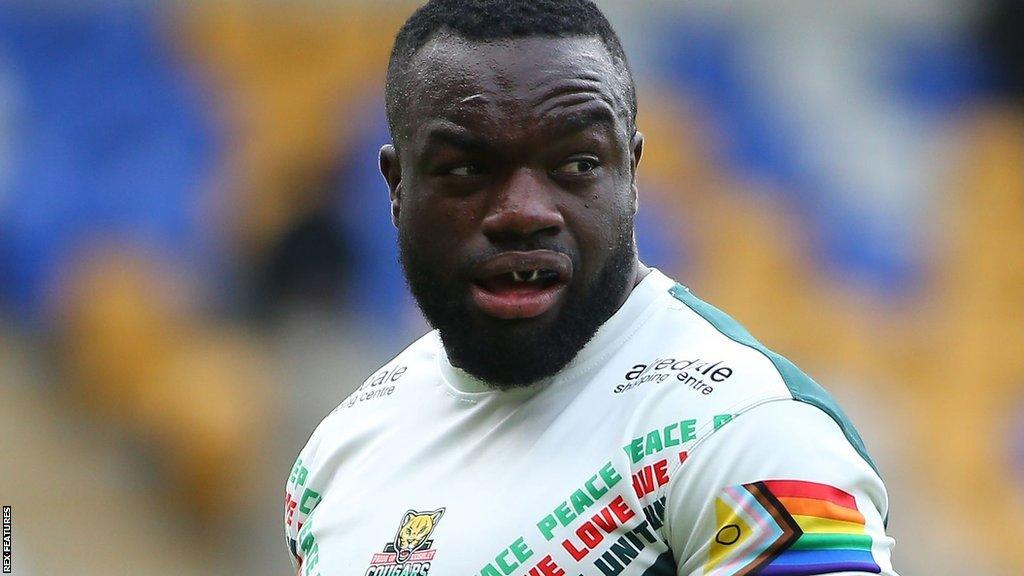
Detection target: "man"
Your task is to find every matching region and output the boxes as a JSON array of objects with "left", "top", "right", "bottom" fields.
[{"left": 284, "top": 1, "right": 899, "bottom": 574}]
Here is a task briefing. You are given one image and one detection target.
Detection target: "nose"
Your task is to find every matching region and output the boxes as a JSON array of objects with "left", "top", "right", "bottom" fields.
[{"left": 481, "top": 168, "right": 564, "bottom": 244}]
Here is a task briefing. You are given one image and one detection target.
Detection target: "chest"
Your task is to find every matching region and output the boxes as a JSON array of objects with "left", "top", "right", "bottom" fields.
[{"left": 296, "top": 399, "right": 676, "bottom": 576}]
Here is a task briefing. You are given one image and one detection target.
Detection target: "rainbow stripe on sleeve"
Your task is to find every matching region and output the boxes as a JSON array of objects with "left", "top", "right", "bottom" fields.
[{"left": 704, "top": 479, "right": 880, "bottom": 576}]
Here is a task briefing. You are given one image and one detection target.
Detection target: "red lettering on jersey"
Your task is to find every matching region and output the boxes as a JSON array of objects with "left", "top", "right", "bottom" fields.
[
  {"left": 560, "top": 496, "right": 637, "bottom": 561},
  {"left": 526, "top": 555, "right": 565, "bottom": 576},
  {"left": 631, "top": 459, "right": 669, "bottom": 498}
]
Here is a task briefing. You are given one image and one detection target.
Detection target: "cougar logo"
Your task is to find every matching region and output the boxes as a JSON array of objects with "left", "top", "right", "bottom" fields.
[
  {"left": 366, "top": 507, "right": 446, "bottom": 574},
  {"left": 393, "top": 508, "right": 444, "bottom": 563}
]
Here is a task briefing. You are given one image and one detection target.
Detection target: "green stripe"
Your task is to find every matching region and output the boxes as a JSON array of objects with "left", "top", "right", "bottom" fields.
[
  {"left": 790, "top": 533, "right": 874, "bottom": 552},
  {"left": 667, "top": 284, "right": 880, "bottom": 478}
]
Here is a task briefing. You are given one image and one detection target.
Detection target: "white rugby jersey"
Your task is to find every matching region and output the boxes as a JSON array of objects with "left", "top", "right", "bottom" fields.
[{"left": 284, "top": 269, "right": 898, "bottom": 576}]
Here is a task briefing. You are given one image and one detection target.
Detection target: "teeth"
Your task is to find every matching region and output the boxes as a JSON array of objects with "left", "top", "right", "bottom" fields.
[{"left": 511, "top": 270, "right": 541, "bottom": 282}]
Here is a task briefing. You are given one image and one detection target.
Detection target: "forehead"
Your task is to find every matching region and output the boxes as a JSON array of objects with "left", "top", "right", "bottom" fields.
[{"left": 399, "top": 34, "right": 630, "bottom": 142}]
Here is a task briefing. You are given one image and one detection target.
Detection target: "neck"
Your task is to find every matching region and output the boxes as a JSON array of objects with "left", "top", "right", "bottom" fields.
[
  {"left": 608, "top": 258, "right": 650, "bottom": 321},
  {"left": 632, "top": 260, "right": 652, "bottom": 289}
]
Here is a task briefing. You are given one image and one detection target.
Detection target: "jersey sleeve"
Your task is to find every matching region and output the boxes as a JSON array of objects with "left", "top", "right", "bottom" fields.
[
  {"left": 662, "top": 399, "right": 898, "bottom": 576},
  {"left": 283, "top": 416, "right": 331, "bottom": 572}
]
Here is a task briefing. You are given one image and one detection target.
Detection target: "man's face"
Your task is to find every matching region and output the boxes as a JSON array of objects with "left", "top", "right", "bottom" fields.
[{"left": 381, "top": 34, "right": 643, "bottom": 387}]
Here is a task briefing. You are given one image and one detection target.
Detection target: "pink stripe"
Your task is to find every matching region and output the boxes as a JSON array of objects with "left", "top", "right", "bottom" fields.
[{"left": 715, "top": 485, "right": 781, "bottom": 573}]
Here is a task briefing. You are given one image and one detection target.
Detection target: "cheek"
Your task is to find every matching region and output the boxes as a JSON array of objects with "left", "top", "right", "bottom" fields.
[
  {"left": 568, "top": 196, "right": 626, "bottom": 241},
  {"left": 404, "top": 194, "right": 482, "bottom": 243},
  {"left": 564, "top": 196, "right": 632, "bottom": 263}
]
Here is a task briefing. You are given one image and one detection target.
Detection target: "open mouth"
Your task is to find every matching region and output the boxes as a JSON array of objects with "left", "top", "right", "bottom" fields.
[
  {"left": 469, "top": 251, "right": 572, "bottom": 320},
  {"left": 475, "top": 268, "right": 562, "bottom": 291}
]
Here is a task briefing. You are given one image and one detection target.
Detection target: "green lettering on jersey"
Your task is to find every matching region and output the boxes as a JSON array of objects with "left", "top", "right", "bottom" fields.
[
  {"left": 644, "top": 429, "right": 663, "bottom": 456},
  {"left": 679, "top": 418, "right": 696, "bottom": 442},
  {"left": 598, "top": 461, "right": 622, "bottom": 488},
  {"left": 510, "top": 537, "right": 533, "bottom": 563},
  {"left": 713, "top": 414, "right": 733, "bottom": 430},
  {"left": 663, "top": 423, "right": 680, "bottom": 447},
  {"left": 480, "top": 565, "right": 503, "bottom": 576},
  {"left": 299, "top": 488, "right": 321, "bottom": 514},
  {"left": 569, "top": 489, "right": 594, "bottom": 514},
  {"left": 553, "top": 501, "right": 575, "bottom": 526},
  {"left": 625, "top": 438, "right": 644, "bottom": 464},
  {"left": 290, "top": 458, "right": 308, "bottom": 487}
]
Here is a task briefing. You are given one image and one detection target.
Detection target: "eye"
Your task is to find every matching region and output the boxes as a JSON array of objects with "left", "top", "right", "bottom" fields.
[
  {"left": 448, "top": 163, "right": 481, "bottom": 176},
  {"left": 555, "top": 157, "right": 599, "bottom": 174}
]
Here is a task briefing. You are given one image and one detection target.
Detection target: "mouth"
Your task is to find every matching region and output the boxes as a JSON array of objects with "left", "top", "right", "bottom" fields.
[{"left": 469, "top": 250, "right": 573, "bottom": 320}]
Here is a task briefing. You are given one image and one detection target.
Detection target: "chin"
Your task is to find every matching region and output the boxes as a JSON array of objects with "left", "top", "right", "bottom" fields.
[
  {"left": 401, "top": 221, "right": 637, "bottom": 388},
  {"left": 439, "top": 304, "right": 594, "bottom": 389}
]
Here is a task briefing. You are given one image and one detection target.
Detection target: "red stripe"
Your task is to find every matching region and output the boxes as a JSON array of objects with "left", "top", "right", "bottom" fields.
[{"left": 761, "top": 480, "right": 857, "bottom": 510}]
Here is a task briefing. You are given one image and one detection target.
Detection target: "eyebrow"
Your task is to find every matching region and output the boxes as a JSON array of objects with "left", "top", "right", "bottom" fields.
[
  {"left": 543, "top": 105, "right": 619, "bottom": 141},
  {"left": 421, "top": 124, "right": 491, "bottom": 155},
  {"left": 418, "top": 105, "right": 619, "bottom": 157}
]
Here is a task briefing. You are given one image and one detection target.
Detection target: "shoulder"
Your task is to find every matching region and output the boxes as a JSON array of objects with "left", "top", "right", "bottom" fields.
[
  {"left": 623, "top": 280, "right": 875, "bottom": 472},
  {"left": 614, "top": 279, "right": 792, "bottom": 407},
  {"left": 292, "top": 330, "right": 441, "bottom": 473},
  {"left": 325, "top": 330, "right": 440, "bottom": 417},
  {"left": 634, "top": 281, "right": 893, "bottom": 570},
  {"left": 614, "top": 281, "right": 788, "bottom": 447},
  {"left": 666, "top": 283, "right": 875, "bottom": 472}
]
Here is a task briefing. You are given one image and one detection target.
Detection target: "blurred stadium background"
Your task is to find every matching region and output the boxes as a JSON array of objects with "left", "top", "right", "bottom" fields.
[{"left": 0, "top": 1, "right": 1021, "bottom": 574}]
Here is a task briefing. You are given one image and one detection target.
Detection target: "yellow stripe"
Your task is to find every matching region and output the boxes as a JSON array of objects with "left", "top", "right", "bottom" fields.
[
  {"left": 792, "top": 515, "right": 865, "bottom": 535},
  {"left": 706, "top": 497, "right": 756, "bottom": 573}
]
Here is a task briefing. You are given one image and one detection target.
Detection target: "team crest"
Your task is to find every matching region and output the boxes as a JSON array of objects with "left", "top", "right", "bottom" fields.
[{"left": 365, "top": 508, "right": 445, "bottom": 576}]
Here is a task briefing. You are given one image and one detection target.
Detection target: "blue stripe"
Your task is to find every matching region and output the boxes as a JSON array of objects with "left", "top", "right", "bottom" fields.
[{"left": 771, "top": 547, "right": 879, "bottom": 567}]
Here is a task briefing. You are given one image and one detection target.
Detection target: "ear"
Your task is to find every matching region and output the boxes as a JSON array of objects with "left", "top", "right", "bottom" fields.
[
  {"left": 380, "top": 144, "right": 403, "bottom": 227},
  {"left": 430, "top": 508, "right": 445, "bottom": 523},
  {"left": 629, "top": 131, "right": 644, "bottom": 215},
  {"left": 402, "top": 510, "right": 415, "bottom": 525}
]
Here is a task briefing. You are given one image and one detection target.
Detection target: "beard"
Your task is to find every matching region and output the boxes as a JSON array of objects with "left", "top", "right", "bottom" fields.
[{"left": 398, "top": 223, "right": 636, "bottom": 389}]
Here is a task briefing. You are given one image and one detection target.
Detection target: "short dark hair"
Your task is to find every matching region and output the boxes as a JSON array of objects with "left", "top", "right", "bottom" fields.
[{"left": 384, "top": 0, "right": 637, "bottom": 145}]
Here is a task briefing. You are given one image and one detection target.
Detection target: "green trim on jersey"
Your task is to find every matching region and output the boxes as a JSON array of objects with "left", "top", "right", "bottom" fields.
[{"left": 668, "top": 284, "right": 881, "bottom": 478}]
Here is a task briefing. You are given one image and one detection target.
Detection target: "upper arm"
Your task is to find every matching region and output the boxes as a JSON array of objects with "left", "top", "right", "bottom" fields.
[
  {"left": 283, "top": 416, "right": 331, "bottom": 573},
  {"left": 284, "top": 453, "right": 310, "bottom": 571},
  {"left": 663, "top": 400, "right": 898, "bottom": 576}
]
